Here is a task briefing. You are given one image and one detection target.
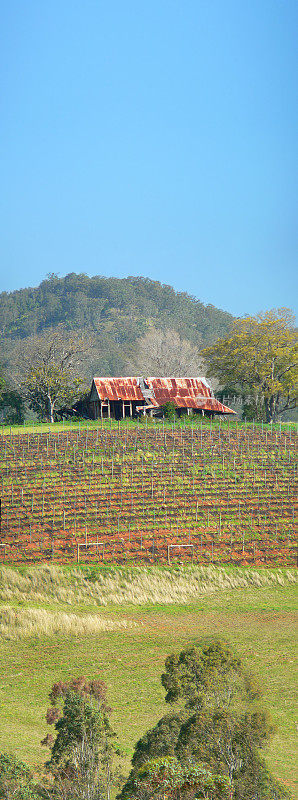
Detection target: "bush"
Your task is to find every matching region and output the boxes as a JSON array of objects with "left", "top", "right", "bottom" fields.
[
  {"left": 0, "top": 753, "right": 41, "bottom": 799},
  {"left": 0, "top": 390, "right": 25, "bottom": 424},
  {"left": 161, "top": 402, "right": 177, "bottom": 419}
]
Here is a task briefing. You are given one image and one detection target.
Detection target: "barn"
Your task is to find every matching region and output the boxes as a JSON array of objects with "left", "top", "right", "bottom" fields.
[{"left": 89, "top": 377, "right": 235, "bottom": 419}]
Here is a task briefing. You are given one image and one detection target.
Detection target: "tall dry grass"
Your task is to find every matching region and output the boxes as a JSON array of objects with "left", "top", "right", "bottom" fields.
[
  {"left": 0, "top": 564, "right": 296, "bottom": 607},
  {"left": 0, "top": 605, "right": 138, "bottom": 640}
]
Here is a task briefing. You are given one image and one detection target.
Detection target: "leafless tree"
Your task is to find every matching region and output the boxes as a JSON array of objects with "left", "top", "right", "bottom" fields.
[{"left": 130, "top": 327, "right": 202, "bottom": 377}]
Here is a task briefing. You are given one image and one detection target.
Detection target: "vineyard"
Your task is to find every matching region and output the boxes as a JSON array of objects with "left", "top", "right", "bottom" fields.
[{"left": 0, "top": 419, "right": 297, "bottom": 566}]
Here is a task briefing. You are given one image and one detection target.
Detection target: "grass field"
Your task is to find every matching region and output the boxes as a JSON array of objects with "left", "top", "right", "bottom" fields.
[{"left": 0, "top": 564, "right": 297, "bottom": 797}]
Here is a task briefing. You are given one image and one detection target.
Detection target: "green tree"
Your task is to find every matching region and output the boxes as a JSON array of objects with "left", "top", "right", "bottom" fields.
[
  {"left": 0, "top": 369, "right": 5, "bottom": 399},
  {"left": 134, "top": 756, "right": 229, "bottom": 800},
  {"left": 201, "top": 309, "right": 298, "bottom": 423},
  {"left": 131, "top": 713, "right": 187, "bottom": 770},
  {"left": 0, "top": 356, "right": 24, "bottom": 424},
  {"left": 0, "top": 753, "right": 41, "bottom": 799},
  {"left": 16, "top": 327, "right": 89, "bottom": 422},
  {"left": 0, "top": 388, "right": 24, "bottom": 424},
  {"left": 176, "top": 709, "right": 279, "bottom": 799},
  {"left": 119, "top": 713, "right": 187, "bottom": 799},
  {"left": 42, "top": 677, "right": 122, "bottom": 800},
  {"left": 119, "top": 640, "right": 289, "bottom": 800},
  {"left": 161, "top": 641, "right": 258, "bottom": 711}
]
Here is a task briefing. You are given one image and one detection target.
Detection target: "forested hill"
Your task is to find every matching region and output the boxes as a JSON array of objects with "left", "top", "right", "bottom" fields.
[{"left": 0, "top": 273, "right": 233, "bottom": 375}]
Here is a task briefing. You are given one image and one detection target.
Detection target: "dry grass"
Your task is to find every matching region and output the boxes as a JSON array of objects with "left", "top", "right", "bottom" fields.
[
  {"left": 0, "top": 605, "right": 138, "bottom": 639},
  {"left": 0, "top": 563, "right": 296, "bottom": 606}
]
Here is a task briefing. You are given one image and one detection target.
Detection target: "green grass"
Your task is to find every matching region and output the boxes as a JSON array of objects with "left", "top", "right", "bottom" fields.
[
  {"left": 0, "top": 568, "right": 297, "bottom": 797},
  {"left": 1, "top": 416, "right": 296, "bottom": 436}
]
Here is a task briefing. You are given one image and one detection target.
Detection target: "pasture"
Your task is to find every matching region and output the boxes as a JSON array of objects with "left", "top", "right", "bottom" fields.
[{"left": 0, "top": 564, "right": 296, "bottom": 796}]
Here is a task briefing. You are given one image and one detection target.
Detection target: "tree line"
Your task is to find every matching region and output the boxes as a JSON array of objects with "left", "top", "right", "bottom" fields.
[{"left": 0, "top": 639, "right": 290, "bottom": 799}]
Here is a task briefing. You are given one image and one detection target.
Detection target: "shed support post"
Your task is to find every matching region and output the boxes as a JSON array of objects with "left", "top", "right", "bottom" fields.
[
  {"left": 130, "top": 401, "right": 132, "bottom": 417},
  {"left": 107, "top": 401, "right": 110, "bottom": 419},
  {"left": 100, "top": 402, "right": 103, "bottom": 419},
  {"left": 122, "top": 401, "right": 125, "bottom": 419}
]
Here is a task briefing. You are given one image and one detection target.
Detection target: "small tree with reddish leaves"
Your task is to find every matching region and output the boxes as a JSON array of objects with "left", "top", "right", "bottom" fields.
[{"left": 42, "top": 677, "right": 122, "bottom": 800}]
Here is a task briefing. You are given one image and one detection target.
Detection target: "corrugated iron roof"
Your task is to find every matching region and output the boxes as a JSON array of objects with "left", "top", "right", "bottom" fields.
[
  {"left": 195, "top": 397, "right": 236, "bottom": 414},
  {"left": 91, "top": 376, "right": 236, "bottom": 414},
  {"left": 146, "top": 378, "right": 235, "bottom": 414},
  {"left": 93, "top": 377, "right": 144, "bottom": 402},
  {"left": 147, "top": 377, "right": 212, "bottom": 403}
]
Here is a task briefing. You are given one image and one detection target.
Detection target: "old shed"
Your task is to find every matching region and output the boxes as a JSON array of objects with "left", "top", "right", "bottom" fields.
[{"left": 89, "top": 377, "right": 235, "bottom": 419}]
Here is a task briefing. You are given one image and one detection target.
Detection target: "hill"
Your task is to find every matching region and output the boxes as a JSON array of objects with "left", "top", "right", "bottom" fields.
[{"left": 0, "top": 273, "right": 233, "bottom": 377}]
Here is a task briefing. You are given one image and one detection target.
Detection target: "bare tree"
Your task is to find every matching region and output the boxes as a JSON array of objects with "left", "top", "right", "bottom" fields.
[{"left": 130, "top": 327, "right": 202, "bottom": 376}]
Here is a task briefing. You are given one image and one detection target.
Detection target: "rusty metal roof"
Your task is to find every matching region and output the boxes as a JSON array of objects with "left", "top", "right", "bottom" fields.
[
  {"left": 146, "top": 378, "right": 235, "bottom": 414},
  {"left": 146, "top": 377, "right": 212, "bottom": 406},
  {"left": 194, "top": 397, "right": 236, "bottom": 414},
  {"left": 91, "top": 376, "right": 235, "bottom": 413},
  {"left": 92, "top": 377, "right": 144, "bottom": 402}
]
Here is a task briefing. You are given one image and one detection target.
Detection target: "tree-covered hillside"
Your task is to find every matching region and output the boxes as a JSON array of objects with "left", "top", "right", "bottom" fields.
[{"left": 0, "top": 273, "right": 233, "bottom": 379}]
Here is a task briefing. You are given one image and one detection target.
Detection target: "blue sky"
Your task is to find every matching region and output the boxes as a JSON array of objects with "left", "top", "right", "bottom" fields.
[{"left": 0, "top": 0, "right": 297, "bottom": 316}]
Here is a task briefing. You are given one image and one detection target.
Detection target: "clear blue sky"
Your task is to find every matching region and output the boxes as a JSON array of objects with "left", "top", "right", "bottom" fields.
[{"left": 1, "top": 0, "right": 297, "bottom": 316}]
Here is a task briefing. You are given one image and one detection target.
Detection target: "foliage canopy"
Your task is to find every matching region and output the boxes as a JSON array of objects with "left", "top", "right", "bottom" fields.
[
  {"left": 42, "top": 676, "right": 122, "bottom": 800},
  {"left": 120, "top": 639, "right": 289, "bottom": 800},
  {"left": 161, "top": 640, "right": 259, "bottom": 711},
  {"left": 0, "top": 753, "right": 41, "bottom": 799},
  {"left": 16, "top": 327, "right": 88, "bottom": 422},
  {"left": 135, "top": 756, "right": 230, "bottom": 800},
  {"left": 201, "top": 309, "right": 297, "bottom": 422}
]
